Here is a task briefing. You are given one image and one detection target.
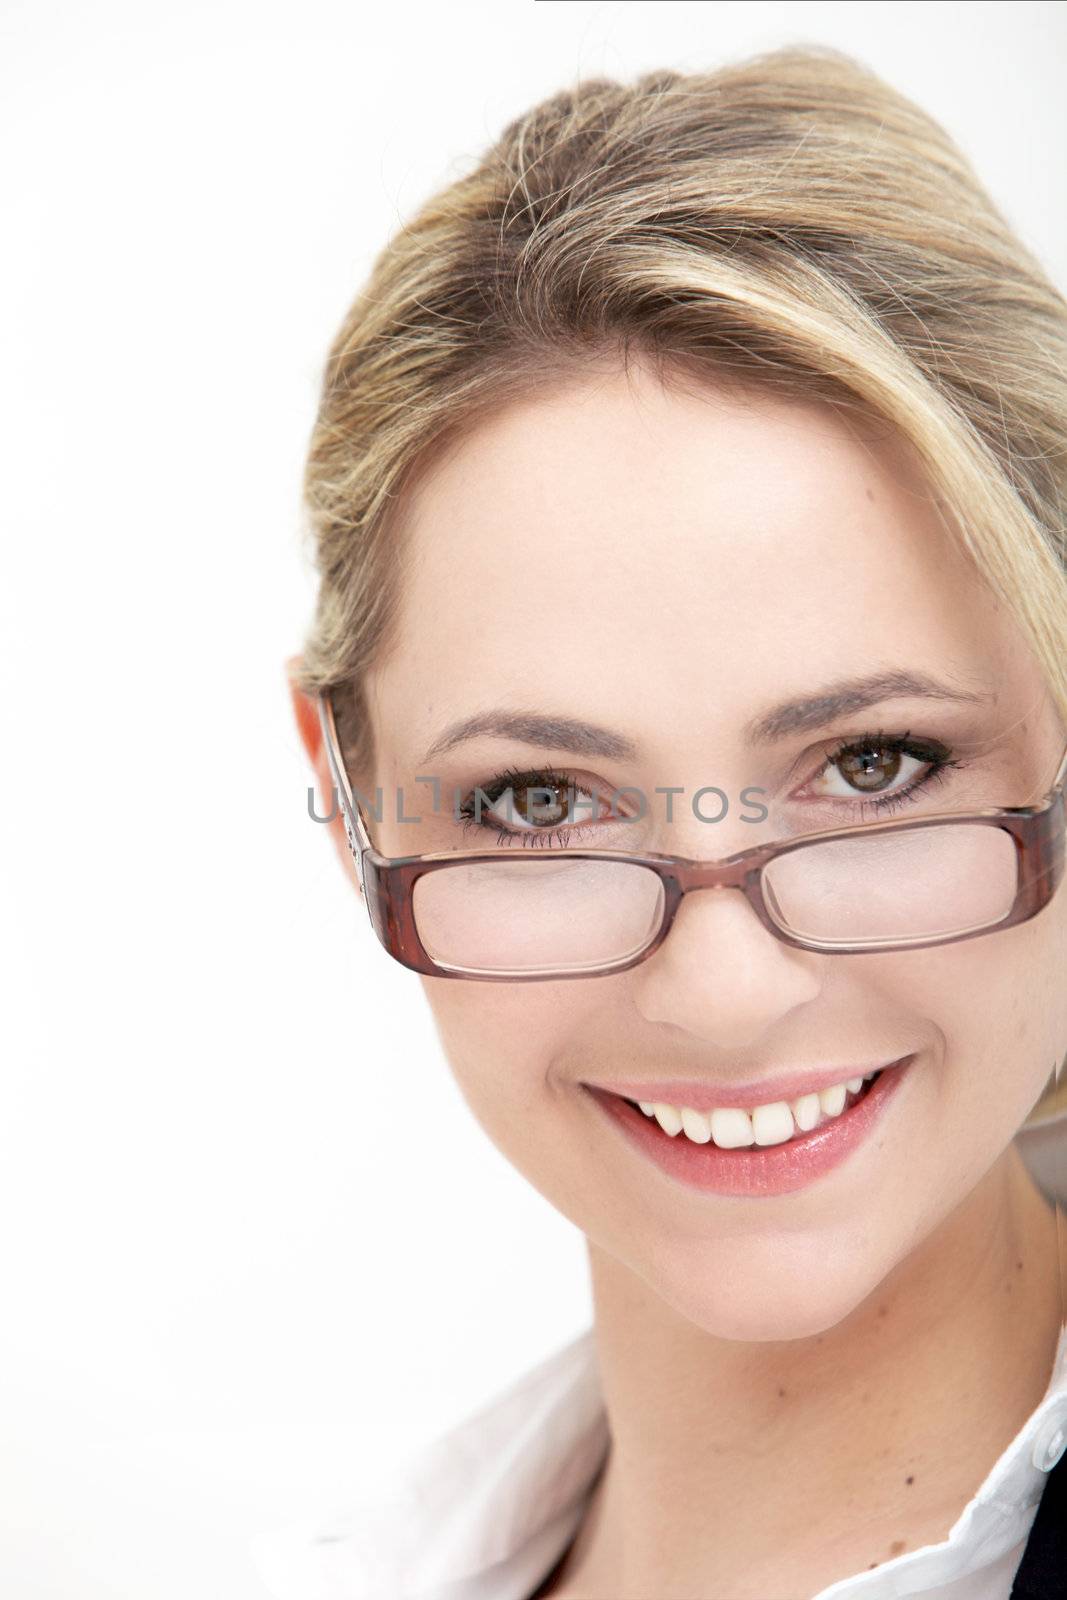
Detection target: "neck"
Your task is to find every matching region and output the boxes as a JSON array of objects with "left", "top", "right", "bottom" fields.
[{"left": 563, "top": 1147, "right": 1062, "bottom": 1600}]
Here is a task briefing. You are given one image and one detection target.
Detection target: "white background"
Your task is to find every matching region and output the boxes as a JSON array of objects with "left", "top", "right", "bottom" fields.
[{"left": 2, "top": 2, "right": 1066, "bottom": 1595}]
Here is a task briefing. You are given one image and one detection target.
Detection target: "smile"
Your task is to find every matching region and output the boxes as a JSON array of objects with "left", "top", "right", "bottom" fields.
[
  {"left": 583, "top": 1055, "right": 914, "bottom": 1197},
  {"left": 633, "top": 1071, "right": 880, "bottom": 1148}
]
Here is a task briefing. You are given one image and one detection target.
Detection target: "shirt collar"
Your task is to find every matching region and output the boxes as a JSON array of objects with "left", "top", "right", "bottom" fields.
[
  {"left": 250, "top": 1326, "right": 608, "bottom": 1599},
  {"left": 250, "top": 1322, "right": 1067, "bottom": 1600}
]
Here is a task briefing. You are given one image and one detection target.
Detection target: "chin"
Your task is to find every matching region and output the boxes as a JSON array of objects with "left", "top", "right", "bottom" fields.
[{"left": 641, "top": 1235, "right": 888, "bottom": 1344}]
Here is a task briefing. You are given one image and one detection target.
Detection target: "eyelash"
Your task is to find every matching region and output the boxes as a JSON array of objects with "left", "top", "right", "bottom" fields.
[{"left": 454, "top": 731, "right": 968, "bottom": 849}]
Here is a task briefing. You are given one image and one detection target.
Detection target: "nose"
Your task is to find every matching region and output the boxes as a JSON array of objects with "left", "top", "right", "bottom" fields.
[{"left": 632, "top": 880, "right": 822, "bottom": 1045}]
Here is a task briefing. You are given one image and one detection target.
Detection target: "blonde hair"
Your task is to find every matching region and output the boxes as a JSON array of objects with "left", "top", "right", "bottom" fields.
[{"left": 293, "top": 43, "right": 1067, "bottom": 786}]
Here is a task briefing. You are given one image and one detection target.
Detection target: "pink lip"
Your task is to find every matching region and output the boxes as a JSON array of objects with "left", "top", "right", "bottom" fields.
[
  {"left": 583, "top": 1057, "right": 912, "bottom": 1112},
  {"left": 584, "top": 1055, "right": 913, "bottom": 1198}
]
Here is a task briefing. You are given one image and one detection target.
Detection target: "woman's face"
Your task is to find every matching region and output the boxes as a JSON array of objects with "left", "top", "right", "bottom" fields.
[{"left": 354, "top": 360, "right": 1067, "bottom": 1341}]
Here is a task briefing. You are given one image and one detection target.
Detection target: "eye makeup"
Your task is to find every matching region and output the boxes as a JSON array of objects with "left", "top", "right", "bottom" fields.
[{"left": 452, "top": 730, "right": 969, "bottom": 849}]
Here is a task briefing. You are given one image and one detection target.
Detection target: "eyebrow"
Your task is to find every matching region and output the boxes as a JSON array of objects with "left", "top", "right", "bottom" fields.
[{"left": 418, "top": 670, "right": 994, "bottom": 765}]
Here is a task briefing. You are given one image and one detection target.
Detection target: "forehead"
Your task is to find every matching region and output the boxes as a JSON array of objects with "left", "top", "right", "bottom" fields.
[{"left": 368, "top": 364, "right": 1020, "bottom": 767}]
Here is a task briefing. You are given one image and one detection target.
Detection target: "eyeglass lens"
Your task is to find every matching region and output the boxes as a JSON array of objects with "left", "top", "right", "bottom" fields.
[{"left": 408, "top": 823, "right": 1020, "bottom": 975}]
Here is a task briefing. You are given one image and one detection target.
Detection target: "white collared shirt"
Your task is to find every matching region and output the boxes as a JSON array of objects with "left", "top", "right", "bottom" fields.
[{"left": 250, "top": 1319, "right": 1067, "bottom": 1600}]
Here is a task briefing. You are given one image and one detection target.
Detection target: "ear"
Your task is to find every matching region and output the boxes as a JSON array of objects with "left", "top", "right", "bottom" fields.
[{"left": 285, "top": 654, "right": 363, "bottom": 898}]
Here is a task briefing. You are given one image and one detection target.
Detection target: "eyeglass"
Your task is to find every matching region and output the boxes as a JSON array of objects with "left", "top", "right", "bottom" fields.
[{"left": 317, "top": 690, "right": 1067, "bottom": 982}]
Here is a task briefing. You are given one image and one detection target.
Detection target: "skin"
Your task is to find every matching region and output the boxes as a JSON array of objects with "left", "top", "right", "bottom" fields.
[{"left": 290, "top": 359, "right": 1067, "bottom": 1600}]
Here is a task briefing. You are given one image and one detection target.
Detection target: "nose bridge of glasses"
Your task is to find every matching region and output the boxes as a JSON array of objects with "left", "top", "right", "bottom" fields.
[{"left": 668, "top": 849, "right": 765, "bottom": 894}]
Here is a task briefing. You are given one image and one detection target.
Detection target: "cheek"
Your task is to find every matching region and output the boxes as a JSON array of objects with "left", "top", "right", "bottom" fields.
[
  {"left": 879, "top": 892, "right": 1067, "bottom": 1129},
  {"left": 1026, "top": 885, "right": 1067, "bottom": 1075},
  {"left": 420, "top": 977, "right": 593, "bottom": 1134}
]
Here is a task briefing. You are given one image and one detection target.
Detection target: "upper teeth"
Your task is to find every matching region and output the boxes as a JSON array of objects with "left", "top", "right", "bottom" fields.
[{"left": 636, "top": 1074, "right": 875, "bottom": 1147}]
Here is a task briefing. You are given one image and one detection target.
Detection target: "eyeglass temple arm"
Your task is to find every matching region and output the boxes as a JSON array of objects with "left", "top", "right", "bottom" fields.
[
  {"left": 316, "top": 690, "right": 371, "bottom": 879},
  {"left": 1053, "top": 741, "right": 1067, "bottom": 796}
]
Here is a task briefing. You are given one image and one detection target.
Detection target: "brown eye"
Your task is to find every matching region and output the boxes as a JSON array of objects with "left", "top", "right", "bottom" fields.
[
  {"left": 802, "top": 732, "right": 956, "bottom": 813},
  {"left": 489, "top": 777, "right": 598, "bottom": 832},
  {"left": 811, "top": 743, "right": 925, "bottom": 802},
  {"left": 833, "top": 744, "right": 905, "bottom": 793},
  {"left": 502, "top": 777, "right": 578, "bottom": 828}
]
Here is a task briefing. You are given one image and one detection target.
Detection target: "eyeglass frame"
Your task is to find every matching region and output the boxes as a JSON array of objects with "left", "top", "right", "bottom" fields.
[{"left": 316, "top": 688, "right": 1067, "bottom": 982}]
